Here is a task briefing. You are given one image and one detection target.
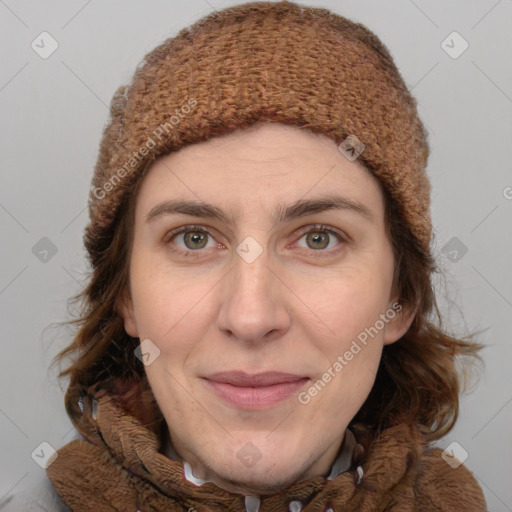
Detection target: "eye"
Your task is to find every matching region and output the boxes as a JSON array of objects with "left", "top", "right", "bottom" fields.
[
  {"left": 164, "top": 225, "right": 219, "bottom": 257},
  {"left": 177, "top": 230, "right": 214, "bottom": 250},
  {"left": 163, "top": 223, "right": 347, "bottom": 260},
  {"left": 294, "top": 225, "right": 345, "bottom": 254}
]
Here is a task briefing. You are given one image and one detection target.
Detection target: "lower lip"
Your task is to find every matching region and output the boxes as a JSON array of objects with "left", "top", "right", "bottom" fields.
[{"left": 203, "top": 378, "right": 309, "bottom": 409}]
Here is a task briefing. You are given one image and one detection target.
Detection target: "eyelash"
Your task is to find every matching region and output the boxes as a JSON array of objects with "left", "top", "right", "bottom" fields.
[{"left": 163, "top": 224, "right": 347, "bottom": 260}]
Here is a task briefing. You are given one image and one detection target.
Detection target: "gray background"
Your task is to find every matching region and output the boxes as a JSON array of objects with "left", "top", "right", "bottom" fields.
[{"left": 0, "top": 0, "right": 511, "bottom": 510}]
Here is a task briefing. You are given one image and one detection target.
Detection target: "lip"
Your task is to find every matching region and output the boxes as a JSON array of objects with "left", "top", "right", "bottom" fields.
[{"left": 202, "top": 371, "right": 310, "bottom": 409}]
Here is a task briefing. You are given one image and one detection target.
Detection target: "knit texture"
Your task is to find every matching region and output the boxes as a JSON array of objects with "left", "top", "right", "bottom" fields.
[
  {"left": 46, "top": 378, "right": 487, "bottom": 511},
  {"left": 85, "top": 0, "right": 432, "bottom": 266}
]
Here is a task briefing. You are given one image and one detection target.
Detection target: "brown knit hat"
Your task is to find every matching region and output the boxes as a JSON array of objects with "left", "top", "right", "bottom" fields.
[{"left": 85, "top": 0, "right": 432, "bottom": 262}]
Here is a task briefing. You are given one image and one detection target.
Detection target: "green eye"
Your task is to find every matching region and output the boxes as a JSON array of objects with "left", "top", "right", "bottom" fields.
[
  {"left": 304, "top": 231, "right": 331, "bottom": 250},
  {"left": 295, "top": 225, "right": 344, "bottom": 253},
  {"left": 182, "top": 231, "right": 210, "bottom": 250}
]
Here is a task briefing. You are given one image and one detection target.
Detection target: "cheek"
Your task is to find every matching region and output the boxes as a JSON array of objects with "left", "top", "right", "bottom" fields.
[
  {"left": 129, "top": 259, "right": 217, "bottom": 353},
  {"left": 298, "top": 268, "right": 388, "bottom": 415},
  {"left": 299, "top": 264, "right": 391, "bottom": 347}
]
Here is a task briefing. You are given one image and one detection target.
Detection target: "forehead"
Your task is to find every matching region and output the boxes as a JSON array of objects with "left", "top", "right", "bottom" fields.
[{"left": 133, "top": 122, "right": 385, "bottom": 222}]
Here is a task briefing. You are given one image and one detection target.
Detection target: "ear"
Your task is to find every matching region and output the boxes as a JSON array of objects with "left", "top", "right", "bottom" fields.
[
  {"left": 115, "top": 288, "right": 139, "bottom": 338},
  {"left": 383, "top": 300, "right": 416, "bottom": 346}
]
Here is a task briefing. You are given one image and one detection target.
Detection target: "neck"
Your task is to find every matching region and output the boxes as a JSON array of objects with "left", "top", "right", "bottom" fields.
[{"left": 160, "top": 430, "right": 348, "bottom": 496}]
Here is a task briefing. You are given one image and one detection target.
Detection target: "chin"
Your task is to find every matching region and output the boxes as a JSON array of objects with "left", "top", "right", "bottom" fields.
[{"left": 210, "top": 463, "right": 302, "bottom": 496}]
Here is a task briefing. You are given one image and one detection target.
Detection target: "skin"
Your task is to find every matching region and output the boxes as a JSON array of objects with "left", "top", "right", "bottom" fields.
[{"left": 117, "top": 121, "right": 415, "bottom": 496}]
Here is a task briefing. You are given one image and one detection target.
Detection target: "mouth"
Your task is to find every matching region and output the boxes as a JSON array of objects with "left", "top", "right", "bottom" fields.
[{"left": 202, "top": 371, "right": 310, "bottom": 409}]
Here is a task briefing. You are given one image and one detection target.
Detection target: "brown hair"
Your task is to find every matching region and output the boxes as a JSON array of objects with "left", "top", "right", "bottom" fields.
[{"left": 50, "top": 154, "right": 483, "bottom": 442}]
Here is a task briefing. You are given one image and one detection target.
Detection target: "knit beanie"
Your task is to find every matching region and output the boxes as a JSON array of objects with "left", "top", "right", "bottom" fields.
[{"left": 85, "top": 0, "right": 432, "bottom": 263}]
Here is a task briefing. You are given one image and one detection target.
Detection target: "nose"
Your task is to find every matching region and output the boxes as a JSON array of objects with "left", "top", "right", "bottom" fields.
[{"left": 216, "top": 244, "right": 291, "bottom": 345}]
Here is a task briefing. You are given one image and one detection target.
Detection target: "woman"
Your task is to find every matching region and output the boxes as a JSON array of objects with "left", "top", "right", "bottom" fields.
[{"left": 45, "top": 1, "right": 486, "bottom": 510}]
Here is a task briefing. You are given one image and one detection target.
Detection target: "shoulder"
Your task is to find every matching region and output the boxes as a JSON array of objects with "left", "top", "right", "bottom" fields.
[{"left": 414, "top": 446, "right": 487, "bottom": 512}]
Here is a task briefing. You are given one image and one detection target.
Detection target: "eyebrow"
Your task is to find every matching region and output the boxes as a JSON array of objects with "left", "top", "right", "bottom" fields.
[{"left": 145, "top": 195, "right": 375, "bottom": 225}]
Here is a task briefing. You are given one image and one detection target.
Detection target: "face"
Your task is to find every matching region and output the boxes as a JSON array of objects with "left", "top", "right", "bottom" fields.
[{"left": 118, "top": 122, "right": 415, "bottom": 495}]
